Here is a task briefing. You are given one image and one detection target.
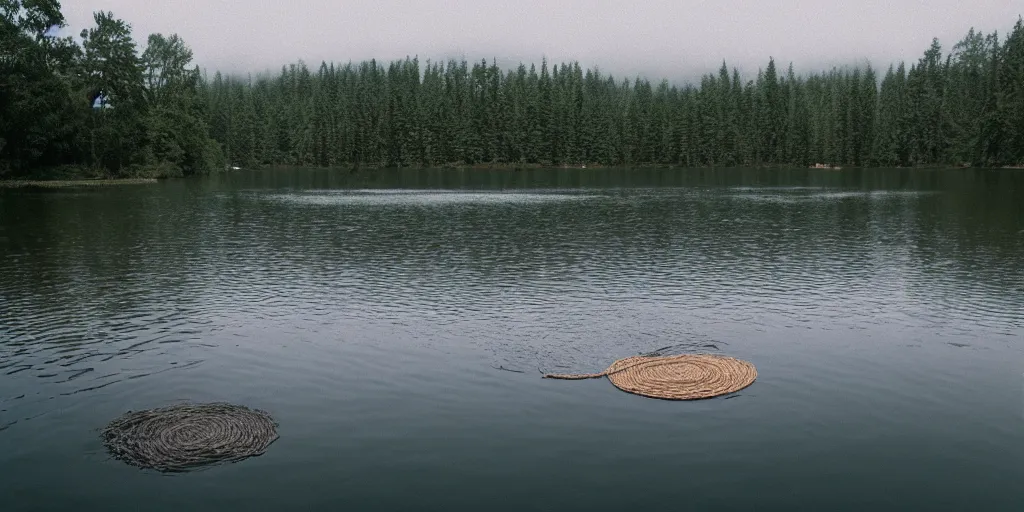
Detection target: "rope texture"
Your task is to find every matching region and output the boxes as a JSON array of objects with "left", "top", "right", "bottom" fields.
[
  {"left": 102, "top": 402, "right": 278, "bottom": 472},
  {"left": 545, "top": 354, "right": 757, "bottom": 400}
]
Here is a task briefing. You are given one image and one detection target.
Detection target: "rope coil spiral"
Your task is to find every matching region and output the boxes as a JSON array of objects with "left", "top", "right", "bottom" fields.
[
  {"left": 102, "top": 403, "right": 279, "bottom": 472},
  {"left": 545, "top": 354, "right": 757, "bottom": 400}
]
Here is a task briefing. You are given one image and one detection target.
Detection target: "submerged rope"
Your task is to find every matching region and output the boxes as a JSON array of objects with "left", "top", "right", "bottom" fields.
[
  {"left": 545, "top": 354, "right": 757, "bottom": 400},
  {"left": 102, "top": 403, "right": 278, "bottom": 472}
]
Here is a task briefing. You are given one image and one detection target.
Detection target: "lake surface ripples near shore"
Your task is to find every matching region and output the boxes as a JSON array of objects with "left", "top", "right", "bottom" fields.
[{"left": 1, "top": 167, "right": 1023, "bottom": 510}]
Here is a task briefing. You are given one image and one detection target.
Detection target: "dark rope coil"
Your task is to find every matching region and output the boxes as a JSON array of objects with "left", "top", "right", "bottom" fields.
[{"left": 102, "top": 402, "right": 278, "bottom": 472}]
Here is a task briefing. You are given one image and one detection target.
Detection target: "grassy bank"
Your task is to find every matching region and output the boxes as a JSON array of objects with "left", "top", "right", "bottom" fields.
[
  {"left": 0, "top": 178, "right": 159, "bottom": 189},
  {"left": 0, "top": 161, "right": 192, "bottom": 188}
]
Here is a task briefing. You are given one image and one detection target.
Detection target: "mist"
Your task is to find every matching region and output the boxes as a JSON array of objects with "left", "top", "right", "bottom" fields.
[{"left": 62, "top": 0, "right": 1024, "bottom": 82}]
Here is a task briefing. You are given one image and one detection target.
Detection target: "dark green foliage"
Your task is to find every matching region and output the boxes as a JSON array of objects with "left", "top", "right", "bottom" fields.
[
  {"left": 1, "top": 0, "right": 81, "bottom": 175},
  {"left": 3, "top": 6, "right": 1023, "bottom": 176},
  {"left": 1000, "top": 18, "right": 1024, "bottom": 164},
  {"left": 0, "top": 1, "right": 221, "bottom": 177},
  {"left": 203, "top": 19, "right": 1024, "bottom": 169}
]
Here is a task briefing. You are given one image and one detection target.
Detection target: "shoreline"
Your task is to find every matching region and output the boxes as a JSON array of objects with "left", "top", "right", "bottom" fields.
[
  {"left": 258, "top": 163, "right": 1024, "bottom": 171},
  {"left": 2, "top": 163, "right": 1021, "bottom": 187},
  {"left": 0, "top": 178, "right": 159, "bottom": 189}
]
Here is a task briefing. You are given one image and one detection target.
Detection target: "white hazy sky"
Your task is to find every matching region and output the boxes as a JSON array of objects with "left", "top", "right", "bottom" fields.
[{"left": 62, "top": 0, "right": 1024, "bottom": 81}]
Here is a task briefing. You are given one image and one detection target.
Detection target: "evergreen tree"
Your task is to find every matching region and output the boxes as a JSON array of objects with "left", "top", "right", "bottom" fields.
[
  {"left": 999, "top": 18, "right": 1024, "bottom": 164},
  {"left": 5, "top": 4, "right": 1024, "bottom": 176}
]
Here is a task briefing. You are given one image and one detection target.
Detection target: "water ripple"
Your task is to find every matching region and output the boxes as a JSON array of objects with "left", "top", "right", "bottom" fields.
[{"left": 1, "top": 169, "right": 1022, "bottom": 441}]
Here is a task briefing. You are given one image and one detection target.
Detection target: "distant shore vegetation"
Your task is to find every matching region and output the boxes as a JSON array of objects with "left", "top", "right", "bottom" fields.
[{"left": 2, "top": 1, "right": 1023, "bottom": 180}]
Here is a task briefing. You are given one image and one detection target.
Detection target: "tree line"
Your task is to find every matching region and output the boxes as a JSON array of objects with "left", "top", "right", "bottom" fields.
[
  {"left": 206, "top": 20, "right": 1024, "bottom": 169},
  {"left": 1, "top": 0, "right": 221, "bottom": 178},
  {"left": 2, "top": 1, "right": 1023, "bottom": 179}
]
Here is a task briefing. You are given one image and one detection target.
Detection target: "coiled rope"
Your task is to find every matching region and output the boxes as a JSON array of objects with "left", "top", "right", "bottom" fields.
[
  {"left": 544, "top": 354, "right": 757, "bottom": 400},
  {"left": 102, "top": 403, "right": 278, "bottom": 472}
]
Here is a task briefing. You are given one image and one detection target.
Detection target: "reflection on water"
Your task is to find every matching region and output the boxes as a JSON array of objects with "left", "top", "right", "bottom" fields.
[
  {"left": 1, "top": 167, "right": 1023, "bottom": 510},
  {"left": 727, "top": 189, "right": 939, "bottom": 202},
  {"left": 269, "top": 189, "right": 593, "bottom": 206}
]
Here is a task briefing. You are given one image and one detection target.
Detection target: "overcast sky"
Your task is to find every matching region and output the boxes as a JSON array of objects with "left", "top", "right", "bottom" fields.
[{"left": 62, "top": 0, "right": 1024, "bottom": 82}]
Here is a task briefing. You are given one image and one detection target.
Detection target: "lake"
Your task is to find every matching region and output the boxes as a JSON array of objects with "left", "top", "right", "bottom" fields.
[{"left": 1, "top": 167, "right": 1023, "bottom": 510}]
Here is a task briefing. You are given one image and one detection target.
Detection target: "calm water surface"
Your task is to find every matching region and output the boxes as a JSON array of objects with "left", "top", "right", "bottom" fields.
[{"left": 1, "top": 168, "right": 1023, "bottom": 510}]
